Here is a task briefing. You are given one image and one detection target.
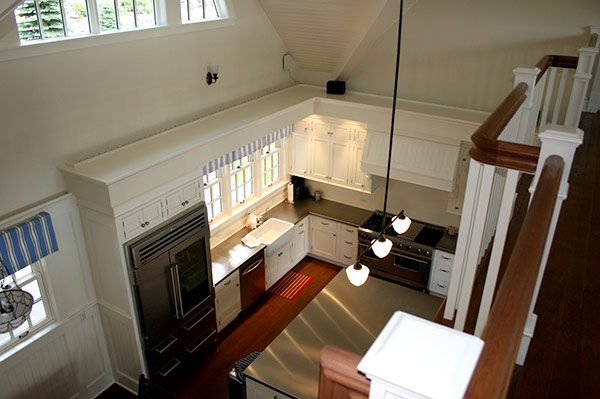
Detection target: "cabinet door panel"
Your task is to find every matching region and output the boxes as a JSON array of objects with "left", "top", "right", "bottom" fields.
[
  {"left": 265, "top": 252, "right": 278, "bottom": 290},
  {"left": 276, "top": 242, "right": 292, "bottom": 280},
  {"left": 293, "top": 218, "right": 309, "bottom": 265},
  {"left": 329, "top": 140, "right": 350, "bottom": 185},
  {"left": 311, "top": 137, "right": 331, "bottom": 181},
  {"left": 311, "top": 227, "right": 337, "bottom": 260},
  {"left": 290, "top": 132, "right": 310, "bottom": 176},
  {"left": 350, "top": 144, "right": 368, "bottom": 190},
  {"left": 215, "top": 271, "right": 241, "bottom": 332}
]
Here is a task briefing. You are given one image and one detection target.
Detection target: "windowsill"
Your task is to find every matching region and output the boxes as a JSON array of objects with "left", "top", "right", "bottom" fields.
[
  {"left": 0, "top": 318, "right": 55, "bottom": 363},
  {"left": 0, "top": 17, "right": 235, "bottom": 62}
]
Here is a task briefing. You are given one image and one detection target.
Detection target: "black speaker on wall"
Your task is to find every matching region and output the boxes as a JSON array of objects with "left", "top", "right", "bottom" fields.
[{"left": 326, "top": 80, "right": 346, "bottom": 95}]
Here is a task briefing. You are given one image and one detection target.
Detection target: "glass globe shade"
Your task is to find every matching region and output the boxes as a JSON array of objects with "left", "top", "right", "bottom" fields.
[
  {"left": 371, "top": 237, "right": 392, "bottom": 258},
  {"left": 346, "top": 263, "right": 370, "bottom": 287},
  {"left": 392, "top": 215, "right": 412, "bottom": 234}
]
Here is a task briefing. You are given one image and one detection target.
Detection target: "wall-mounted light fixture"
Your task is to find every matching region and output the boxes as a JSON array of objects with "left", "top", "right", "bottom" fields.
[{"left": 206, "top": 65, "right": 219, "bottom": 85}]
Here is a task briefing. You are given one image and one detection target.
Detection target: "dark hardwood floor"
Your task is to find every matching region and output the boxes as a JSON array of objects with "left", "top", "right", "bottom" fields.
[{"left": 508, "top": 111, "right": 600, "bottom": 398}]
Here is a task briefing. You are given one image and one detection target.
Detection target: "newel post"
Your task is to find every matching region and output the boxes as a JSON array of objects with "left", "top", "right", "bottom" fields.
[
  {"left": 513, "top": 67, "right": 541, "bottom": 145},
  {"left": 516, "top": 125, "right": 583, "bottom": 365}
]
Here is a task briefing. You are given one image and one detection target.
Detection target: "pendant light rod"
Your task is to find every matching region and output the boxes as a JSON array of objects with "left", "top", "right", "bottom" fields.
[{"left": 381, "top": 0, "right": 404, "bottom": 232}]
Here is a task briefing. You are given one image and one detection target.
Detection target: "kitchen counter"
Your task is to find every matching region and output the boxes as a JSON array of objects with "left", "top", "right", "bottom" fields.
[
  {"left": 244, "top": 271, "right": 444, "bottom": 399},
  {"left": 210, "top": 198, "right": 372, "bottom": 285},
  {"left": 436, "top": 231, "right": 458, "bottom": 253}
]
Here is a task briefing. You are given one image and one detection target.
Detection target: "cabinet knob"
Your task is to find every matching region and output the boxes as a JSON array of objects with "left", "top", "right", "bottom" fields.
[{"left": 440, "top": 268, "right": 450, "bottom": 273}]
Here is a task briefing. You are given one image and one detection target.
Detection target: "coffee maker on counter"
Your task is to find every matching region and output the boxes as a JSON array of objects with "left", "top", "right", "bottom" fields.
[{"left": 291, "top": 176, "right": 311, "bottom": 201}]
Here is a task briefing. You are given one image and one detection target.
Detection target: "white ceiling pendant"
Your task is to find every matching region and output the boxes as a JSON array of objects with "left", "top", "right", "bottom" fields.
[
  {"left": 372, "top": 237, "right": 393, "bottom": 258},
  {"left": 346, "top": 263, "right": 370, "bottom": 287},
  {"left": 392, "top": 211, "right": 411, "bottom": 234}
]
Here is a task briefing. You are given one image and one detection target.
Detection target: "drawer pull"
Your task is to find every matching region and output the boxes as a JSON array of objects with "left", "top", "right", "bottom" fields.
[
  {"left": 159, "top": 358, "right": 181, "bottom": 377},
  {"left": 242, "top": 258, "right": 263, "bottom": 276},
  {"left": 440, "top": 268, "right": 450, "bottom": 273},
  {"left": 344, "top": 240, "right": 353, "bottom": 245},
  {"left": 184, "top": 306, "right": 214, "bottom": 331},
  {"left": 298, "top": 230, "right": 305, "bottom": 235},
  {"left": 343, "top": 255, "right": 352, "bottom": 259},
  {"left": 321, "top": 221, "right": 329, "bottom": 226},
  {"left": 154, "top": 335, "right": 178, "bottom": 354},
  {"left": 442, "top": 256, "right": 452, "bottom": 260},
  {"left": 223, "top": 280, "right": 231, "bottom": 286},
  {"left": 345, "top": 228, "right": 354, "bottom": 233},
  {"left": 298, "top": 223, "right": 304, "bottom": 228},
  {"left": 186, "top": 328, "right": 217, "bottom": 354},
  {"left": 436, "top": 283, "right": 448, "bottom": 288}
]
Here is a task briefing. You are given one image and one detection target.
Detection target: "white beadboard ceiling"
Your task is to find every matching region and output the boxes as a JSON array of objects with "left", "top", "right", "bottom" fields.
[{"left": 257, "top": 0, "right": 419, "bottom": 76}]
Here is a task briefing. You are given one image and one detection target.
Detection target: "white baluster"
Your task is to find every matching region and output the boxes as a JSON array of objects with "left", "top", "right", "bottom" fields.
[
  {"left": 513, "top": 67, "right": 540, "bottom": 145},
  {"left": 552, "top": 68, "right": 568, "bottom": 124},
  {"left": 565, "top": 45, "right": 599, "bottom": 127},
  {"left": 516, "top": 125, "right": 583, "bottom": 365},
  {"left": 540, "top": 68, "right": 556, "bottom": 128}
]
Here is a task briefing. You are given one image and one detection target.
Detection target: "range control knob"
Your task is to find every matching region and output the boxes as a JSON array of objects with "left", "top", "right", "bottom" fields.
[
  {"left": 406, "top": 245, "right": 412, "bottom": 251},
  {"left": 424, "top": 250, "right": 431, "bottom": 257},
  {"left": 415, "top": 248, "right": 422, "bottom": 255},
  {"left": 396, "top": 243, "right": 403, "bottom": 249}
]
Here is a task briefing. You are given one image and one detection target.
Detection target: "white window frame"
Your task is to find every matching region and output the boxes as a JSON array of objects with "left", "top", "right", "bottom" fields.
[
  {"left": 0, "top": 260, "right": 53, "bottom": 354},
  {"left": 204, "top": 137, "right": 288, "bottom": 226},
  {"left": 1, "top": 0, "right": 232, "bottom": 61},
  {"left": 227, "top": 154, "right": 255, "bottom": 208},
  {"left": 261, "top": 141, "right": 281, "bottom": 188},
  {"left": 202, "top": 169, "right": 224, "bottom": 223},
  {"left": 180, "top": 0, "right": 223, "bottom": 23}
]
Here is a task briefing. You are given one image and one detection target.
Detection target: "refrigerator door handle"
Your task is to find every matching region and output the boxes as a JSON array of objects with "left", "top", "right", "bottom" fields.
[
  {"left": 170, "top": 266, "right": 180, "bottom": 319},
  {"left": 174, "top": 264, "right": 185, "bottom": 317}
]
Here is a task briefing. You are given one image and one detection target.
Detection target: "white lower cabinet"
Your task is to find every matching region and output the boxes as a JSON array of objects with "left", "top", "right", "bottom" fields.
[
  {"left": 309, "top": 216, "right": 358, "bottom": 265},
  {"left": 246, "top": 378, "right": 294, "bottom": 399},
  {"left": 215, "top": 271, "right": 241, "bottom": 332},
  {"left": 265, "top": 240, "right": 293, "bottom": 290},
  {"left": 310, "top": 216, "right": 339, "bottom": 260},
  {"left": 429, "top": 250, "right": 455, "bottom": 296},
  {"left": 292, "top": 216, "right": 309, "bottom": 265}
]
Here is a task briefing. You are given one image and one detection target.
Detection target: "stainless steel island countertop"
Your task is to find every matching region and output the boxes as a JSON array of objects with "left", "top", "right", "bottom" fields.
[{"left": 244, "top": 271, "right": 443, "bottom": 399}]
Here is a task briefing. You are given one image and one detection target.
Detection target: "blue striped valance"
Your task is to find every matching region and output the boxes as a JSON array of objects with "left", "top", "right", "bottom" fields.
[
  {"left": 0, "top": 212, "right": 59, "bottom": 275},
  {"left": 202, "top": 125, "right": 292, "bottom": 174}
]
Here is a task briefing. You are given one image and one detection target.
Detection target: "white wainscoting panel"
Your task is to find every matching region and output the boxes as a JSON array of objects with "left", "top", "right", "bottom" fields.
[
  {"left": 99, "top": 304, "right": 142, "bottom": 392},
  {"left": 0, "top": 305, "right": 112, "bottom": 399}
]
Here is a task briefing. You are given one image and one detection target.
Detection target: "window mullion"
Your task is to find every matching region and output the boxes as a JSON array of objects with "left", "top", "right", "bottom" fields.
[
  {"left": 33, "top": 0, "right": 44, "bottom": 40},
  {"left": 255, "top": 152, "right": 263, "bottom": 197},
  {"left": 87, "top": 0, "right": 101, "bottom": 33},
  {"left": 114, "top": 0, "right": 120, "bottom": 29},
  {"left": 221, "top": 166, "right": 233, "bottom": 216},
  {"left": 59, "top": 0, "right": 67, "bottom": 36},
  {"left": 132, "top": 0, "right": 138, "bottom": 27}
]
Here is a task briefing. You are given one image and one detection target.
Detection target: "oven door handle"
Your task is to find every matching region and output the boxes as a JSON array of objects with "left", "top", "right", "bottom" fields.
[{"left": 393, "top": 253, "right": 429, "bottom": 265}]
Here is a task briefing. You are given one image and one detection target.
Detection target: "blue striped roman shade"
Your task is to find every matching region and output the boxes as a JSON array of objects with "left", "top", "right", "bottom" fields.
[
  {"left": 0, "top": 212, "right": 59, "bottom": 275},
  {"left": 202, "top": 126, "right": 292, "bottom": 174}
]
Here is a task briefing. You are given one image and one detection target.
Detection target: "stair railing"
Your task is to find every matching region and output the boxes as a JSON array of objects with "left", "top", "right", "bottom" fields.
[{"left": 444, "top": 30, "right": 598, "bottom": 354}]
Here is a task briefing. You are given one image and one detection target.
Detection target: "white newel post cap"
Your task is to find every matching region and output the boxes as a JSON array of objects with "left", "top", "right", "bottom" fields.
[{"left": 357, "top": 311, "right": 484, "bottom": 399}]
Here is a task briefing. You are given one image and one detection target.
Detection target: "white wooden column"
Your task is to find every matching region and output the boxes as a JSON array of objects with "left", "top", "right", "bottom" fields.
[
  {"left": 565, "top": 45, "right": 599, "bottom": 127},
  {"left": 585, "top": 27, "right": 600, "bottom": 112},
  {"left": 513, "top": 67, "right": 541, "bottom": 145},
  {"left": 516, "top": 125, "right": 583, "bottom": 365}
]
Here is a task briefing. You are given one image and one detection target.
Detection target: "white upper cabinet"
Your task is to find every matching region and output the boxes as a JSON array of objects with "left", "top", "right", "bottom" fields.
[
  {"left": 290, "top": 117, "right": 377, "bottom": 193},
  {"left": 165, "top": 179, "right": 203, "bottom": 216}
]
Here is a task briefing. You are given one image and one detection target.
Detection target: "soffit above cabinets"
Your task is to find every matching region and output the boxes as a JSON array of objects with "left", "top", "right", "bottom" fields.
[{"left": 257, "top": 0, "right": 420, "bottom": 76}]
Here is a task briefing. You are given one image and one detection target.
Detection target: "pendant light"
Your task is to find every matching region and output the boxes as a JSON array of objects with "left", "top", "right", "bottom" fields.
[
  {"left": 392, "top": 210, "right": 411, "bottom": 234},
  {"left": 372, "top": 237, "right": 393, "bottom": 258},
  {"left": 346, "top": 0, "right": 405, "bottom": 286},
  {"left": 346, "top": 262, "right": 370, "bottom": 287},
  {"left": 0, "top": 260, "right": 33, "bottom": 333}
]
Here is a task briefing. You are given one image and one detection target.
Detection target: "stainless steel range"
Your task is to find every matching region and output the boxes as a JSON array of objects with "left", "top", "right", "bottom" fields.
[{"left": 358, "top": 211, "right": 445, "bottom": 292}]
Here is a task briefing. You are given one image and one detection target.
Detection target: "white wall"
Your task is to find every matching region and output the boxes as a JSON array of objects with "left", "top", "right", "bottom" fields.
[
  {"left": 295, "top": 0, "right": 599, "bottom": 112},
  {"left": 0, "top": 194, "right": 112, "bottom": 398},
  {"left": 307, "top": 178, "right": 460, "bottom": 228},
  {"left": 0, "top": 0, "right": 291, "bottom": 217}
]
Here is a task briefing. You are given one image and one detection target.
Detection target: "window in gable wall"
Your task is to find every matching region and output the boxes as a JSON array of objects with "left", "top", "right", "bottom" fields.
[
  {"left": 180, "top": 0, "right": 219, "bottom": 23},
  {"left": 14, "top": 0, "right": 157, "bottom": 42}
]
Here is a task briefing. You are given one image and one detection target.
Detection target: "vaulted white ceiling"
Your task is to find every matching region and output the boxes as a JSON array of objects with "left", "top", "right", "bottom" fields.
[{"left": 257, "top": 0, "right": 419, "bottom": 80}]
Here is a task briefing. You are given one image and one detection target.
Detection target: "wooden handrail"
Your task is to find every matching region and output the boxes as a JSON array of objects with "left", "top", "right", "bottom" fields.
[
  {"left": 469, "top": 82, "right": 540, "bottom": 173},
  {"left": 535, "top": 55, "right": 579, "bottom": 83},
  {"left": 318, "top": 345, "right": 370, "bottom": 399},
  {"left": 465, "top": 155, "right": 565, "bottom": 399}
]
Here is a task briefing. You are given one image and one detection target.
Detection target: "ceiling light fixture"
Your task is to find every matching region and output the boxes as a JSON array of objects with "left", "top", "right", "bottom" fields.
[{"left": 346, "top": 0, "right": 405, "bottom": 286}]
